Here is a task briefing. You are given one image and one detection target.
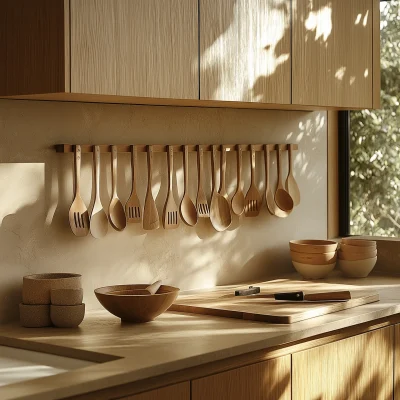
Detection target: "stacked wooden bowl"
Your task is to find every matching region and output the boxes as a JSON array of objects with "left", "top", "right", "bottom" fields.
[
  {"left": 338, "top": 238, "right": 377, "bottom": 278},
  {"left": 289, "top": 240, "right": 338, "bottom": 280}
]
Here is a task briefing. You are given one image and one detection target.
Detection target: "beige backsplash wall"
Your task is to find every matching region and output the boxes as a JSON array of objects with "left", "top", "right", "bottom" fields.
[{"left": 0, "top": 99, "right": 327, "bottom": 323}]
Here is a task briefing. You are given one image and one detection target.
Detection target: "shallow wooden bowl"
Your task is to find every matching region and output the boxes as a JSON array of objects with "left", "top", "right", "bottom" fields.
[
  {"left": 341, "top": 238, "right": 377, "bottom": 247},
  {"left": 94, "top": 284, "right": 180, "bottom": 323},
  {"left": 340, "top": 243, "right": 377, "bottom": 254},
  {"left": 289, "top": 240, "right": 338, "bottom": 254},
  {"left": 290, "top": 250, "right": 337, "bottom": 265},
  {"left": 338, "top": 248, "right": 377, "bottom": 261}
]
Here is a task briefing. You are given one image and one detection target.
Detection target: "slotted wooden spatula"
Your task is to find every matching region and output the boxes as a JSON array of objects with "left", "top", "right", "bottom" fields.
[
  {"left": 196, "top": 145, "right": 210, "bottom": 218},
  {"left": 125, "top": 145, "right": 141, "bottom": 223},
  {"left": 69, "top": 145, "right": 90, "bottom": 237},
  {"left": 244, "top": 145, "right": 262, "bottom": 217},
  {"left": 163, "top": 145, "right": 180, "bottom": 229},
  {"left": 143, "top": 145, "right": 160, "bottom": 230}
]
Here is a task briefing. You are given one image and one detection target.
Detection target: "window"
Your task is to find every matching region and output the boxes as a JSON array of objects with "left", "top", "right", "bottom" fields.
[{"left": 344, "top": 0, "right": 400, "bottom": 237}]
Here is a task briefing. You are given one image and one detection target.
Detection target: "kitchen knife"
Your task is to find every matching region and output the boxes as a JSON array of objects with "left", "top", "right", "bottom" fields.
[{"left": 240, "top": 290, "right": 352, "bottom": 302}]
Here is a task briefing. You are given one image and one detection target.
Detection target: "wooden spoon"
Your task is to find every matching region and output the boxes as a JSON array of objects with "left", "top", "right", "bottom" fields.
[
  {"left": 274, "top": 145, "right": 294, "bottom": 212},
  {"left": 180, "top": 145, "right": 198, "bottom": 226},
  {"left": 231, "top": 145, "right": 245, "bottom": 216},
  {"left": 109, "top": 145, "right": 127, "bottom": 231},
  {"left": 285, "top": 143, "right": 300, "bottom": 206},
  {"left": 109, "top": 280, "right": 163, "bottom": 296},
  {"left": 125, "top": 145, "right": 142, "bottom": 223},
  {"left": 163, "top": 145, "right": 180, "bottom": 229},
  {"left": 90, "top": 146, "right": 108, "bottom": 238},
  {"left": 69, "top": 145, "right": 90, "bottom": 237},
  {"left": 143, "top": 145, "right": 160, "bottom": 230},
  {"left": 244, "top": 145, "right": 262, "bottom": 217},
  {"left": 210, "top": 145, "right": 231, "bottom": 231},
  {"left": 196, "top": 145, "right": 210, "bottom": 218},
  {"left": 264, "top": 145, "right": 290, "bottom": 218}
]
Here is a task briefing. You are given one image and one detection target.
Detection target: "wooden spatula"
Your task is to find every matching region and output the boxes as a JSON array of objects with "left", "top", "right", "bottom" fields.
[
  {"left": 90, "top": 146, "right": 108, "bottom": 238},
  {"left": 125, "top": 145, "right": 142, "bottom": 223},
  {"left": 69, "top": 145, "right": 90, "bottom": 237},
  {"left": 244, "top": 145, "right": 262, "bottom": 217},
  {"left": 163, "top": 145, "right": 180, "bottom": 229},
  {"left": 285, "top": 144, "right": 300, "bottom": 206},
  {"left": 143, "top": 145, "right": 160, "bottom": 230},
  {"left": 180, "top": 145, "right": 198, "bottom": 226},
  {"left": 196, "top": 145, "right": 210, "bottom": 218}
]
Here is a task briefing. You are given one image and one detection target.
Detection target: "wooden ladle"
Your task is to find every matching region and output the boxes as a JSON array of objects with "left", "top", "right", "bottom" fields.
[
  {"left": 180, "top": 145, "right": 198, "bottom": 226},
  {"left": 231, "top": 145, "right": 245, "bottom": 216},
  {"left": 109, "top": 280, "right": 163, "bottom": 296},
  {"left": 109, "top": 145, "right": 127, "bottom": 231},
  {"left": 274, "top": 145, "right": 294, "bottom": 212},
  {"left": 90, "top": 146, "right": 108, "bottom": 238}
]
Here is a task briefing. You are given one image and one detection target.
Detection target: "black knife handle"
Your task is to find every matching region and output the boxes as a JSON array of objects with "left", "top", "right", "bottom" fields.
[{"left": 274, "top": 291, "right": 304, "bottom": 301}]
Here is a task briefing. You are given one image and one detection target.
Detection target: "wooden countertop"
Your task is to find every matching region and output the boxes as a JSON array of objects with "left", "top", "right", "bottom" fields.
[{"left": 1, "top": 273, "right": 400, "bottom": 400}]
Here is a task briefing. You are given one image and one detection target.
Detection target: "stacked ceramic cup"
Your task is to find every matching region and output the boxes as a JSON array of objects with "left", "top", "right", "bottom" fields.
[
  {"left": 338, "top": 238, "right": 377, "bottom": 278},
  {"left": 20, "top": 273, "right": 84, "bottom": 328}
]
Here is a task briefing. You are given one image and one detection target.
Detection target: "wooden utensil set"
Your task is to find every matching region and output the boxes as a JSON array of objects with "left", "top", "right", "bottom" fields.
[{"left": 57, "top": 143, "right": 300, "bottom": 237}]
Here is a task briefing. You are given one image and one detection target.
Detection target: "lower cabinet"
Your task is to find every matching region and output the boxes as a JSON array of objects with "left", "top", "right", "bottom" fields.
[
  {"left": 119, "top": 382, "right": 190, "bottom": 400},
  {"left": 191, "top": 355, "right": 291, "bottom": 400},
  {"left": 292, "top": 326, "right": 393, "bottom": 400},
  {"left": 396, "top": 324, "right": 400, "bottom": 400}
]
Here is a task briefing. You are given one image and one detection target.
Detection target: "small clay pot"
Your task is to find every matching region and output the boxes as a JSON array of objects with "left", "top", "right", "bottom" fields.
[
  {"left": 50, "top": 304, "right": 85, "bottom": 328},
  {"left": 51, "top": 288, "right": 83, "bottom": 306},
  {"left": 23, "top": 273, "right": 82, "bottom": 305},
  {"left": 19, "top": 304, "right": 51, "bottom": 328}
]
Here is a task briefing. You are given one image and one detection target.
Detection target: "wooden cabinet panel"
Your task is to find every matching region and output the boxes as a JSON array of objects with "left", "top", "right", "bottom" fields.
[
  {"left": 192, "top": 355, "right": 290, "bottom": 400},
  {"left": 396, "top": 324, "right": 400, "bottom": 400},
  {"left": 71, "top": 0, "right": 198, "bottom": 99},
  {"left": 292, "top": 0, "right": 374, "bottom": 108},
  {"left": 119, "top": 382, "right": 189, "bottom": 400},
  {"left": 200, "top": 0, "right": 291, "bottom": 104},
  {"left": 292, "top": 326, "right": 393, "bottom": 400}
]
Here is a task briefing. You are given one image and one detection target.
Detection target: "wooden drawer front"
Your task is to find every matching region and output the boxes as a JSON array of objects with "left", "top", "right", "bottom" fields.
[
  {"left": 118, "top": 382, "right": 190, "bottom": 400},
  {"left": 292, "top": 326, "right": 393, "bottom": 400},
  {"left": 396, "top": 324, "right": 400, "bottom": 400},
  {"left": 192, "top": 355, "right": 291, "bottom": 400},
  {"left": 292, "top": 0, "right": 373, "bottom": 108},
  {"left": 71, "top": 0, "right": 199, "bottom": 99}
]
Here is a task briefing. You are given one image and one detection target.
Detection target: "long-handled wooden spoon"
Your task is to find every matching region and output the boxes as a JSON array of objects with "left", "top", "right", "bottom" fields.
[
  {"left": 180, "top": 145, "right": 198, "bottom": 226},
  {"left": 69, "top": 145, "right": 90, "bottom": 236},
  {"left": 143, "top": 145, "right": 160, "bottom": 230},
  {"left": 90, "top": 146, "right": 108, "bottom": 238},
  {"left": 163, "top": 145, "right": 180, "bottom": 229},
  {"left": 231, "top": 145, "right": 245, "bottom": 216},
  {"left": 109, "top": 145, "right": 127, "bottom": 231},
  {"left": 210, "top": 145, "right": 231, "bottom": 231},
  {"left": 285, "top": 143, "right": 300, "bottom": 206},
  {"left": 125, "top": 145, "right": 142, "bottom": 223},
  {"left": 264, "top": 145, "right": 290, "bottom": 218},
  {"left": 274, "top": 145, "right": 294, "bottom": 213},
  {"left": 244, "top": 145, "right": 262, "bottom": 217},
  {"left": 196, "top": 145, "right": 210, "bottom": 218}
]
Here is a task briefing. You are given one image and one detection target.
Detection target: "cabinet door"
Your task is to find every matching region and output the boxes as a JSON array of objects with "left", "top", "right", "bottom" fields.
[
  {"left": 396, "top": 324, "right": 400, "bottom": 400},
  {"left": 119, "top": 382, "right": 189, "bottom": 400},
  {"left": 192, "top": 355, "right": 291, "bottom": 400},
  {"left": 200, "top": 0, "right": 291, "bottom": 104},
  {"left": 70, "top": 0, "right": 198, "bottom": 99},
  {"left": 292, "top": 326, "right": 393, "bottom": 400},
  {"left": 292, "top": 0, "right": 373, "bottom": 108}
]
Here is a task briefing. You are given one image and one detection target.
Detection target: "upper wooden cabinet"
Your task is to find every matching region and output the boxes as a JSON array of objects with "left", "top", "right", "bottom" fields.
[
  {"left": 199, "top": 0, "right": 291, "bottom": 104},
  {"left": 0, "top": 0, "right": 380, "bottom": 109},
  {"left": 292, "top": 0, "right": 379, "bottom": 109}
]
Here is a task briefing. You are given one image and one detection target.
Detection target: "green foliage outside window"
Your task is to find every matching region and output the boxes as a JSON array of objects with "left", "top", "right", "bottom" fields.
[{"left": 350, "top": 1, "right": 400, "bottom": 236}]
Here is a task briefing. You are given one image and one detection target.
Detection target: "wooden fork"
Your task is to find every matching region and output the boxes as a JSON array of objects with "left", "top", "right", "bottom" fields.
[
  {"left": 244, "top": 145, "right": 262, "bottom": 217},
  {"left": 196, "top": 145, "right": 210, "bottom": 217},
  {"left": 163, "top": 145, "right": 180, "bottom": 229},
  {"left": 125, "top": 145, "right": 142, "bottom": 223}
]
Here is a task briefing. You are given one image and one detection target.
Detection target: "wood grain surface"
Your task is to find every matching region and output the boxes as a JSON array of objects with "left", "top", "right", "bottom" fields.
[
  {"left": 292, "top": 0, "right": 373, "bottom": 108},
  {"left": 396, "top": 324, "right": 400, "bottom": 400},
  {"left": 0, "top": 0, "right": 68, "bottom": 96},
  {"left": 170, "top": 281, "right": 380, "bottom": 323},
  {"left": 192, "top": 355, "right": 291, "bottom": 400},
  {"left": 120, "top": 382, "right": 189, "bottom": 400},
  {"left": 200, "top": 0, "right": 291, "bottom": 104},
  {"left": 71, "top": 0, "right": 198, "bottom": 99},
  {"left": 292, "top": 326, "right": 393, "bottom": 400}
]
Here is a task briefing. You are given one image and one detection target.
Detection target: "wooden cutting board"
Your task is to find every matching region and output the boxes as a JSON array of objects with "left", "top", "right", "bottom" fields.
[{"left": 169, "top": 280, "right": 380, "bottom": 324}]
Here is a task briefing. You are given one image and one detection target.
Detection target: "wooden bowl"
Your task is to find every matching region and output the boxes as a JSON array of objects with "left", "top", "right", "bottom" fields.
[
  {"left": 340, "top": 243, "right": 376, "bottom": 254},
  {"left": 23, "top": 273, "right": 82, "bottom": 305},
  {"left": 94, "top": 284, "right": 180, "bottom": 323},
  {"left": 50, "top": 304, "right": 85, "bottom": 328},
  {"left": 341, "top": 238, "right": 377, "bottom": 247},
  {"left": 338, "top": 248, "right": 377, "bottom": 261},
  {"left": 292, "top": 261, "right": 336, "bottom": 280},
  {"left": 338, "top": 257, "right": 377, "bottom": 278},
  {"left": 289, "top": 240, "right": 338, "bottom": 254},
  {"left": 290, "top": 250, "right": 337, "bottom": 265}
]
